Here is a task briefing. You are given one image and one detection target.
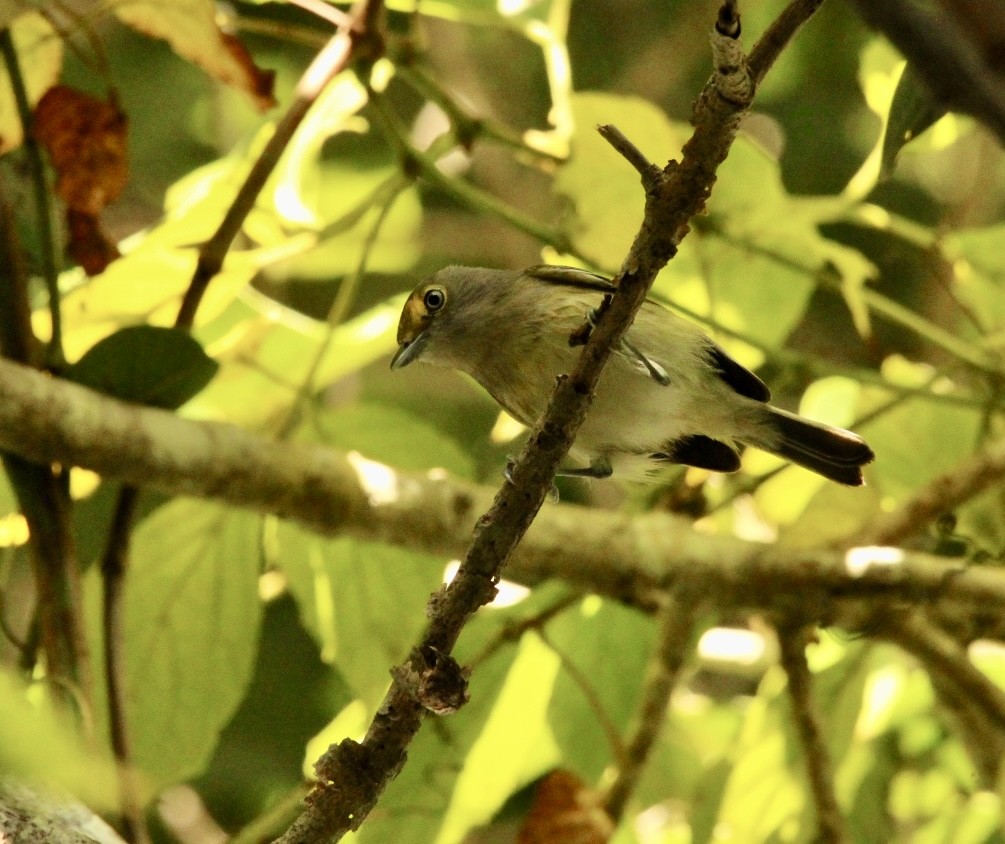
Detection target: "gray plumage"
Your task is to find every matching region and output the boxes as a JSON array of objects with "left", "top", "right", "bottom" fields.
[{"left": 391, "top": 265, "right": 874, "bottom": 485}]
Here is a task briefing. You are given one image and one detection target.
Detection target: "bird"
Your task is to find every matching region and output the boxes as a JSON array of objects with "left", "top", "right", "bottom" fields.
[{"left": 390, "top": 265, "right": 874, "bottom": 486}]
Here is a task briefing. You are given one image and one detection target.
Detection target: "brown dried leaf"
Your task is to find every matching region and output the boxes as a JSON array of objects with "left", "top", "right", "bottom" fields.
[
  {"left": 33, "top": 86, "right": 127, "bottom": 276},
  {"left": 33, "top": 85, "right": 128, "bottom": 215},
  {"left": 517, "top": 769, "right": 613, "bottom": 844},
  {"left": 114, "top": 0, "right": 276, "bottom": 111},
  {"left": 66, "top": 209, "right": 120, "bottom": 276}
]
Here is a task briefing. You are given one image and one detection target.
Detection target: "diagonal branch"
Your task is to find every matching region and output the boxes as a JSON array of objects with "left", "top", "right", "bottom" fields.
[{"left": 274, "top": 3, "right": 826, "bottom": 840}]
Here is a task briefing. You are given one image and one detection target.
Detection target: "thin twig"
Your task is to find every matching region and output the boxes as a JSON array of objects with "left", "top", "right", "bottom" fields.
[
  {"left": 279, "top": 178, "right": 408, "bottom": 439},
  {"left": 777, "top": 621, "right": 847, "bottom": 844},
  {"left": 286, "top": 0, "right": 354, "bottom": 28},
  {"left": 468, "top": 590, "right": 581, "bottom": 668},
  {"left": 603, "top": 593, "right": 700, "bottom": 822},
  {"left": 367, "top": 94, "right": 571, "bottom": 251},
  {"left": 100, "top": 487, "right": 149, "bottom": 844},
  {"left": 0, "top": 169, "right": 89, "bottom": 713},
  {"left": 596, "top": 125, "right": 659, "bottom": 180},
  {"left": 746, "top": 0, "right": 825, "bottom": 84},
  {"left": 397, "top": 63, "right": 564, "bottom": 162},
  {"left": 175, "top": 0, "right": 385, "bottom": 328}
]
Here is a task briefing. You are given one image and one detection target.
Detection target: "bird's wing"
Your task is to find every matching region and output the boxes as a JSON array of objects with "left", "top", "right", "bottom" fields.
[
  {"left": 525, "top": 265, "right": 618, "bottom": 293},
  {"left": 526, "top": 265, "right": 771, "bottom": 401}
]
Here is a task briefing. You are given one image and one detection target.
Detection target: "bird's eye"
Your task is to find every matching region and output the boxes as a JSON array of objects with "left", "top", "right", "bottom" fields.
[{"left": 423, "top": 288, "right": 446, "bottom": 312}]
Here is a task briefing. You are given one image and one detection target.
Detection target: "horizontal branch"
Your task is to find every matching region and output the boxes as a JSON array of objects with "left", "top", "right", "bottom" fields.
[{"left": 1, "top": 358, "right": 1004, "bottom": 623}]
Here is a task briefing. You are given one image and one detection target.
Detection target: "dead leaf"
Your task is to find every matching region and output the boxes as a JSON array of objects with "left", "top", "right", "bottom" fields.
[
  {"left": 33, "top": 85, "right": 128, "bottom": 214},
  {"left": 517, "top": 769, "right": 613, "bottom": 844},
  {"left": 33, "top": 85, "right": 128, "bottom": 276},
  {"left": 66, "top": 209, "right": 120, "bottom": 276}
]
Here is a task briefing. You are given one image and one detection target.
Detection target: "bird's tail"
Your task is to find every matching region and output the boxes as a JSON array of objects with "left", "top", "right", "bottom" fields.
[{"left": 760, "top": 407, "right": 874, "bottom": 486}]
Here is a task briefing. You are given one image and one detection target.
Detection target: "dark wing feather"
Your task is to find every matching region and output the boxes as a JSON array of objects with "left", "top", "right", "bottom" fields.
[
  {"left": 656, "top": 435, "right": 741, "bottom": 472},
  {"left": 707, "top": 344, "right": 771, "bottom": 402}
]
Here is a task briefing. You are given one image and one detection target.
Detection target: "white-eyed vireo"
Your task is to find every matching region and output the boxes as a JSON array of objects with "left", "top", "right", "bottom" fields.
[{"left": 391, "top": 265, "right": 874, "bottom": 485}]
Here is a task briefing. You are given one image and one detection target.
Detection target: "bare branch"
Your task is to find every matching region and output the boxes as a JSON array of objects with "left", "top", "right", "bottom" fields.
[
  {"left": 878, "top": 610, "right": 1005, "bottom": 738},
  {"left": 175, "top": 0, "right": 385, "bottom": 329},
  {"left": 777, "top": 622, "right": 847, "bottom": 844},
  {"left": 603, "top": 593, "right": 700, "bottom": 821}
]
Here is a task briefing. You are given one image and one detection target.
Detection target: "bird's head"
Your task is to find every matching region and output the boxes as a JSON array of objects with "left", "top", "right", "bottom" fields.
[{"left": 390, "top": 280, "right": 449, "bottom": 369}]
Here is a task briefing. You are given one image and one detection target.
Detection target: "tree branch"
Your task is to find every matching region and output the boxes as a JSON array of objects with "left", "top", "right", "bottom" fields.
[
  {"left": 877, "top": 610, "right": 1005, "bottom": 739},
  {"left": 175, "top": 0, "right": 385, "bottom": 329},
  {"left": 5, "top": 357, "right": 1005, "bottom": 623},
  {"left": 777, "top": 622, "right": 847, "bottom": 844},
  {"left": 603, "top": 592, "right": 700, "bottom": 822}
]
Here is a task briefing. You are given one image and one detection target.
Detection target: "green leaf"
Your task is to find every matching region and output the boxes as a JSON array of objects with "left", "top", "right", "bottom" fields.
[
  {"left": 714, "top": 668, "right": 807, "bottom": 840},
  {"left": 948, "top": 224, "right": 1005, "bottom": 333},
  {"left": 860, "top": 388, "right": 981, "bottom": 501},
  {"left": 103, "top": 499, "right": 263, "bottom": 787},
  {"left": 881, "top": 64, "right": 947, "bottom": 178},
  {"left": 546, "top": 598, "right": 655, "bottom": 780},
  {"left": 555, "top": 92, "right": 687, "bottom": 268},
  {"left": 437, "top": 634, "right": 561, "bottom": 842},
  {"left": 0, "top": 668, "right": 117, "bottom": 806},
  {"left": 63, "top": 325, "right": 218, "bottom": 409},
  {"left": 0, "top": 467, "right": 16, "bottom": 519},
  {"left": 305, "top": 403, "right": 476, "bottom": 477},
  {"left": 275, "top": 529, "right": 446, "bottom": 705},
  {"left": 188, "top": 294, "right": 405, "bottom": 429}
]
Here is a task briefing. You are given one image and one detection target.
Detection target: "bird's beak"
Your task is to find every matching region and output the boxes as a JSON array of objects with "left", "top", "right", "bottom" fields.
[{"left": 390, "top": 329, "right": 429, "bottom": 369}]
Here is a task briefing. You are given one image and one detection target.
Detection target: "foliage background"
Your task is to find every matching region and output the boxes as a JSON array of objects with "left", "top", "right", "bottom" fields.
[{"left": 2, "top": 0, "right": 1005, "bottom": 842}]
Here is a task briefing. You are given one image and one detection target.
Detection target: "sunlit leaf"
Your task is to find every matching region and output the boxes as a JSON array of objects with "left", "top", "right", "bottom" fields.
[
  {"left": 0, "top": 12, "right": 62, "bottom": 155},
  {"left": 555, "top": 92, "right": 686, "bottom": 268},
  {"left": 107, "top": 499, "right": 263, "bottom": 787},
  {"left": 440, "top": 635, "right": 562, "bottom": 842},
  {"left": 881, "top": 63, "right": 947, "bottom": 178},
  {"left": 0, "top": 668, "right": 117, "bottom": 806},
  {"left": 189, "top": 293, "right": 405, "bottom": 428}
]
